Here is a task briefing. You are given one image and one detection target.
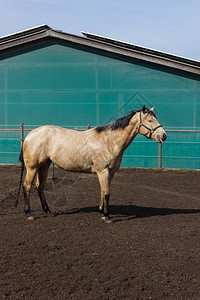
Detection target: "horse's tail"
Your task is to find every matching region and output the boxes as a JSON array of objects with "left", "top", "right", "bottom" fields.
[{"left": 14, "top": 145, "right": 24, "bottom": 207}]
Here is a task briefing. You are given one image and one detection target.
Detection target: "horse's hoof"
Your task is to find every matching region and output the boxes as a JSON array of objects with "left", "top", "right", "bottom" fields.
[
  {"left": 27, "top": 216, "right": 34, "bottom": 221},
  {"left": 101, "top": 215, "right": 106, "bottom": 221},
  {"left": 105, "top": 218, "right": 113, "bottom": 224}
]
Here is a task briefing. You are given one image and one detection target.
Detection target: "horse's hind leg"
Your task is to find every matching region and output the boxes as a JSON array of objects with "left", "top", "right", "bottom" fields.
[
  {"left": 36, "top": 160, "right": 51, "bottom": 214},
  {"left": 23, "top": 167, "right": 37, "bottom": 220},
  {"left": 97, "top": 168, "right": 112, "bottom": 223}
]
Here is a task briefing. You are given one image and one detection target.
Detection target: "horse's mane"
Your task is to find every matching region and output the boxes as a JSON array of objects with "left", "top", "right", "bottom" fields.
[{"left": 94, "top": 106, "right": 156, "bottom": 133}]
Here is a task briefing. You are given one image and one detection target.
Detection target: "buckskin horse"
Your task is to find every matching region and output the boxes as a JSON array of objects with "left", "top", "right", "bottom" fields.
[{"left": 15, "top": 105, "right": 167, "bottom": 223}]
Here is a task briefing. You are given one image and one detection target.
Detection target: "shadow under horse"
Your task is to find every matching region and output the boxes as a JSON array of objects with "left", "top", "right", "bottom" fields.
[{"left": 52, "top": 204, "right": 200, "bottom": 223}]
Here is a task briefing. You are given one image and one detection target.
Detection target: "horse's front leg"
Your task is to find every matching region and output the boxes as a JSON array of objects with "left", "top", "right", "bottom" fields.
[{"left": 97, "top": 169, "right": 112, "bottom": 223}]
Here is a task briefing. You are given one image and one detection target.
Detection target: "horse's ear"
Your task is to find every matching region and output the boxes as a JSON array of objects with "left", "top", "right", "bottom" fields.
[
  {"left": 142, "top": 105, "right": 146, "bottom": 113},
  {"left": 150, "top": 106, "right": 155, "bottom": 111}
]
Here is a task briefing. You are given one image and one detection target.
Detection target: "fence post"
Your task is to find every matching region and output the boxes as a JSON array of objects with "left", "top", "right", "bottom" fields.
[
  {"left": 20, "top": 123, "right": 24, "bottom": 146},
  {"left": 158, "top": 143, "right": 162, "bottom": 168}
]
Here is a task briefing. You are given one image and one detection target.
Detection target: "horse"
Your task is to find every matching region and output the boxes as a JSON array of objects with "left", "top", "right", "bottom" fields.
[{"left": 15, "top": 105, "right": 167, "bottom": 223}]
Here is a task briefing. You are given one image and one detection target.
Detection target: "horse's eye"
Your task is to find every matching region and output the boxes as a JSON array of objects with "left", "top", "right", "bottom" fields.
[{"left": 148, "top": 120, "right": 153, "bottom": 123}]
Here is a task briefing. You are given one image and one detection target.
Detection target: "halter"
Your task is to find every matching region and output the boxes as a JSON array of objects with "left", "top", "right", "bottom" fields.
[{"left": 138, "top": 111, "right": 163, "bottom": 139}]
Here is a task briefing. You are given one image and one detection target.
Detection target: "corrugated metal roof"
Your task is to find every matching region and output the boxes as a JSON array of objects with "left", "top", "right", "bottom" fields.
[{"left": 0, "top": 25, "right": 199, "bottom": 76}]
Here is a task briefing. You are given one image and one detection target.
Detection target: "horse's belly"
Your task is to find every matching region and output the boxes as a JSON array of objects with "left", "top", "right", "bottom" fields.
[
  {"left": 50, "top": 150, "right": 94, "bottom": 173},
  {"left": 48, "top": 134, "right": 110, "bottom": 174},
  {"left": 56, "top": 160, "right": 93, "bottom": 173}
]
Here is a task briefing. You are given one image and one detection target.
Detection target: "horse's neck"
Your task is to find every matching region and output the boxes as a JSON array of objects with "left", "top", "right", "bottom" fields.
[
  {"left": 101, "top": 116, "right": 139, "bottom": 155},
  {"left": 120, "top": 119, "right": 139, "bottom": 150}
]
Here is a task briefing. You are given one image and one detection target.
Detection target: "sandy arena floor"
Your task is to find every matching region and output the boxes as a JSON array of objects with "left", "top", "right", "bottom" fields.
[{"left": 0, "top": 165, "right": 200, "bottom": 299}]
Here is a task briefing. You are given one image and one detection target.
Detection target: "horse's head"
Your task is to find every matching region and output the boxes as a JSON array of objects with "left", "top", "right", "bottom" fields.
[{"left": 138, "top": 105, "right": 167, "bottom": 143}]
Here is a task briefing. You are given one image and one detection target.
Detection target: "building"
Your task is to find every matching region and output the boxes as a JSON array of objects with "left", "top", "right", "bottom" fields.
[{"left": 0, "top": 25, "right": 200, "bottom": 168}]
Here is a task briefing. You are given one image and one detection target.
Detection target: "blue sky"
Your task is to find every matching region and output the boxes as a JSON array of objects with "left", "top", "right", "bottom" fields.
[{"left": 1, "top": 0, "right": 200, "bottom": 61}]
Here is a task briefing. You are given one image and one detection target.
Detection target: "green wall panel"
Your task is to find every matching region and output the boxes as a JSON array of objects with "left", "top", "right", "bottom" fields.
[{"left": 0, "top": 40, "right": 200, "bottom": 168}]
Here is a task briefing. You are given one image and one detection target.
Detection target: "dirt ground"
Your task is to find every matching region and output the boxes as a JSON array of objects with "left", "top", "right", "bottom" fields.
[{"left": 0, "top": 165, "right": 200, "bottom": 300}]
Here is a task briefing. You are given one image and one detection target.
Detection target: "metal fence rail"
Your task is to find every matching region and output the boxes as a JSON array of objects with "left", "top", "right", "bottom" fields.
[{"left": 0, "top": 124, "right": 200, "bottom": 170}]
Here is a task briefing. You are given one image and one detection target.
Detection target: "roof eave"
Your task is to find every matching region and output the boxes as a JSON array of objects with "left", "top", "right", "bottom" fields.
[
  {"left": 0, "top": 25, "right": 51, "bottom": 51},
  {"left": 0, "top": 25, "right": 199, "bottom": 76}
]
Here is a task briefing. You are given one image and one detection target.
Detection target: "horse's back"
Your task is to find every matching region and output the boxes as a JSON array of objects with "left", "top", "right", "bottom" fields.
[{"left": 25, "top": 125, "right": 87, "bottom": 141}]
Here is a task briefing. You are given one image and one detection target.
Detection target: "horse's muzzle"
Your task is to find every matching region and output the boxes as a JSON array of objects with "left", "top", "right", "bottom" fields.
[
  {"left": 162, "top": 132, "right": 167, "bottom": 142},
  {"left": 157, "top": 133, "right": 167, "bottom": 144}
]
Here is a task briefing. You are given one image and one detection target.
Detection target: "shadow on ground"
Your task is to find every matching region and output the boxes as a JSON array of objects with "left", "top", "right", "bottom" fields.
[{"left": 53, "top": 204, "right": 200, "bottom": 222}]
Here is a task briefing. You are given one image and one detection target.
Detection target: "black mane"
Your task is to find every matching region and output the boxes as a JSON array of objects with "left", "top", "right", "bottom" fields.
[
  {"left": 94, "top": 106, "right": 156, "bottom": 133},
  {"left": 95, "top": 110, "right": 138, "bottom": 133}
]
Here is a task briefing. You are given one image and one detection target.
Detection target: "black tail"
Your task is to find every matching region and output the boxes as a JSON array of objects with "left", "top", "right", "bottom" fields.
[{"left": 14, "top": 146, "right": 24, "bottom": 207}]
